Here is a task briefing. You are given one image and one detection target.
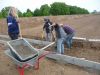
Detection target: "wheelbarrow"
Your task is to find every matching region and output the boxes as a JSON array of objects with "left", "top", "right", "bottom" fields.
[{"left": 5, "top": 38, "right": 55, "bottom": 75}]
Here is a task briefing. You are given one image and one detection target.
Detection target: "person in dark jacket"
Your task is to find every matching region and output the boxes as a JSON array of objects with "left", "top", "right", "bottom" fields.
[
  {"left": 62, "top": 24, "right": 75, "bottom": 49},
  {"left": 43, "top": 18, "right": 53, "bottom": 41},
  {"left": 7, "top": 7, "right": 20, "bottom": 40}
]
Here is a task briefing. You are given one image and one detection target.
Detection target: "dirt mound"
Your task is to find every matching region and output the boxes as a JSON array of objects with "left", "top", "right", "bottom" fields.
[{"left": 0, "top": 14, "right": 100, "bottom": 39}]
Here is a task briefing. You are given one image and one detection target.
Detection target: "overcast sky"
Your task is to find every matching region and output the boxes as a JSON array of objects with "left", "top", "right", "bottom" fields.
[{"left": 0, "top": 0, "right": 100, "bottom": 12}]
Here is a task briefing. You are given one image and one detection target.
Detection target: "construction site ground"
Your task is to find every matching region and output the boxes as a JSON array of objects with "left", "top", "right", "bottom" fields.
[
  {"left": 0, "top": 44, "right": 100, "bottom": 75},
  {"left": 0, "top": 14, "right": 100, "bottom": 75}
]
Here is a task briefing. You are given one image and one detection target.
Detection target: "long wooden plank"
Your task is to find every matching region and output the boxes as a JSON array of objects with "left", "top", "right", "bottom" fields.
[{"left": 27, "top": 38, "right": 53, "bottom": 46}]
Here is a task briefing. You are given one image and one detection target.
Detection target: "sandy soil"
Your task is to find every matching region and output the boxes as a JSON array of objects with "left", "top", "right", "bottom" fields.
[
  {"left": 65, "top": 48, "right": 100, "bottom": 62},
  {"left": 0, "top": 14, "right": 100, "bottom": 39},
  {"left": 21, "top": 14, "right": 100, "bottom": 39},
  {"left": 45, "top": 46, "right": 100, "bottom": 63},
  {"left": 0, "top": 44, "right": 100, "bottom": 75},
  {"left": 0, "top": 14, "right": 100, "bottom": 75}
]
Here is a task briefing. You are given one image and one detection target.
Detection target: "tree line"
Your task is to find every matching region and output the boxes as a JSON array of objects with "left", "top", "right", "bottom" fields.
[{"left": 0, "top": 2, "right": 89, "bottom": 18}]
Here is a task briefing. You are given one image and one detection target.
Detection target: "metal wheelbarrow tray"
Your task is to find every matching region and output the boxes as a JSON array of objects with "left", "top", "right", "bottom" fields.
[
  {"left": 5, "top": 38, "right": 55, "bottom": 75},
  {"left": 5, "top": 49, "right": 38, "bottom": 67},
  {"left": 7, "top": 38, "right": 39, "bottom": 62}
]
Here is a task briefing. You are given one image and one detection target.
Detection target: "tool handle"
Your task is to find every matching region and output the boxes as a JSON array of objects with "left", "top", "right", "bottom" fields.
[{"left": 18, "top": 23, "right": 22, "bottom": 39}]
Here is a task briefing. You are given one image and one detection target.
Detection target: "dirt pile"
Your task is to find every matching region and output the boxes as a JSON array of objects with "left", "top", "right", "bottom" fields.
[{"left": 0, "top": 14, "right": 100, "bottom": 39}]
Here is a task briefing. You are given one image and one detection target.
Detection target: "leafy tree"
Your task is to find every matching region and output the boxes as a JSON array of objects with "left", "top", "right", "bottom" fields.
[
  {"left": 80, "top": 8, "right": 89, "bottom": 14},
  {"left": 23, "top": 9, "right": 33, "bottom": 17},
  {"left": 69, "top": 6, "right": 78, "bottom": 14},
  {"left": 23, "top": 12, "right": 26, "bottom": 17},
  {"left": 33, "top": 2, "right": 89, "bottom": 16},
  {"left": 33, "top": 8, "right": 41, "bottom": 16},
  {"left": 91, "top": 10, "right": 97, "bottom": 14},
  {"left": 40, "top": 4, "right": 50, "bottom": 16},
  {"left": 69, "top": 6, "right": 89, "bottom": 14},
  {"left": 18, "top": 10, "right": 23, "bottom": 17},
  {"left": 1, "top": 6, "right": 23, "bottom": 18},
  {"left": 0, "top": 12, "right": 3, "bottom": 18},
  {"left": 50, "top": 2, "right": 70, "bottom": 15},
  {"left": 1, "top": 7, "right": 10, "bottom": 18}
]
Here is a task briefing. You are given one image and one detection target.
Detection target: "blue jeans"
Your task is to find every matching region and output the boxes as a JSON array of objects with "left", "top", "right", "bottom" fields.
[
  {"left": 65, "top": 33, "right": 74, "bottom": 48},
  {"left": 45, "top": 32, "right": 52, "bottom": 42},
  {"left": 56, "top": 38, "right": 65, "bottom": 54},
  {"left": 56, "top": 33, "right": 74, "bottom": 54}
]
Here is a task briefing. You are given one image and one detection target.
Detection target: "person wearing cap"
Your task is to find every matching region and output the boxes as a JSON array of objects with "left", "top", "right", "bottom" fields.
[
  {"left": 43, "top": 18, "right": 53, "bottom": 41},
  {"left": 6, "top": 7, "right": 20, "bottom": 40}
]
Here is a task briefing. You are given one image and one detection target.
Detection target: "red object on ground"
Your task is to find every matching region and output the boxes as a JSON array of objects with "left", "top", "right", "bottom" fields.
[{"left": 17, "top": 51, "right": 50, "bottom": 75}]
